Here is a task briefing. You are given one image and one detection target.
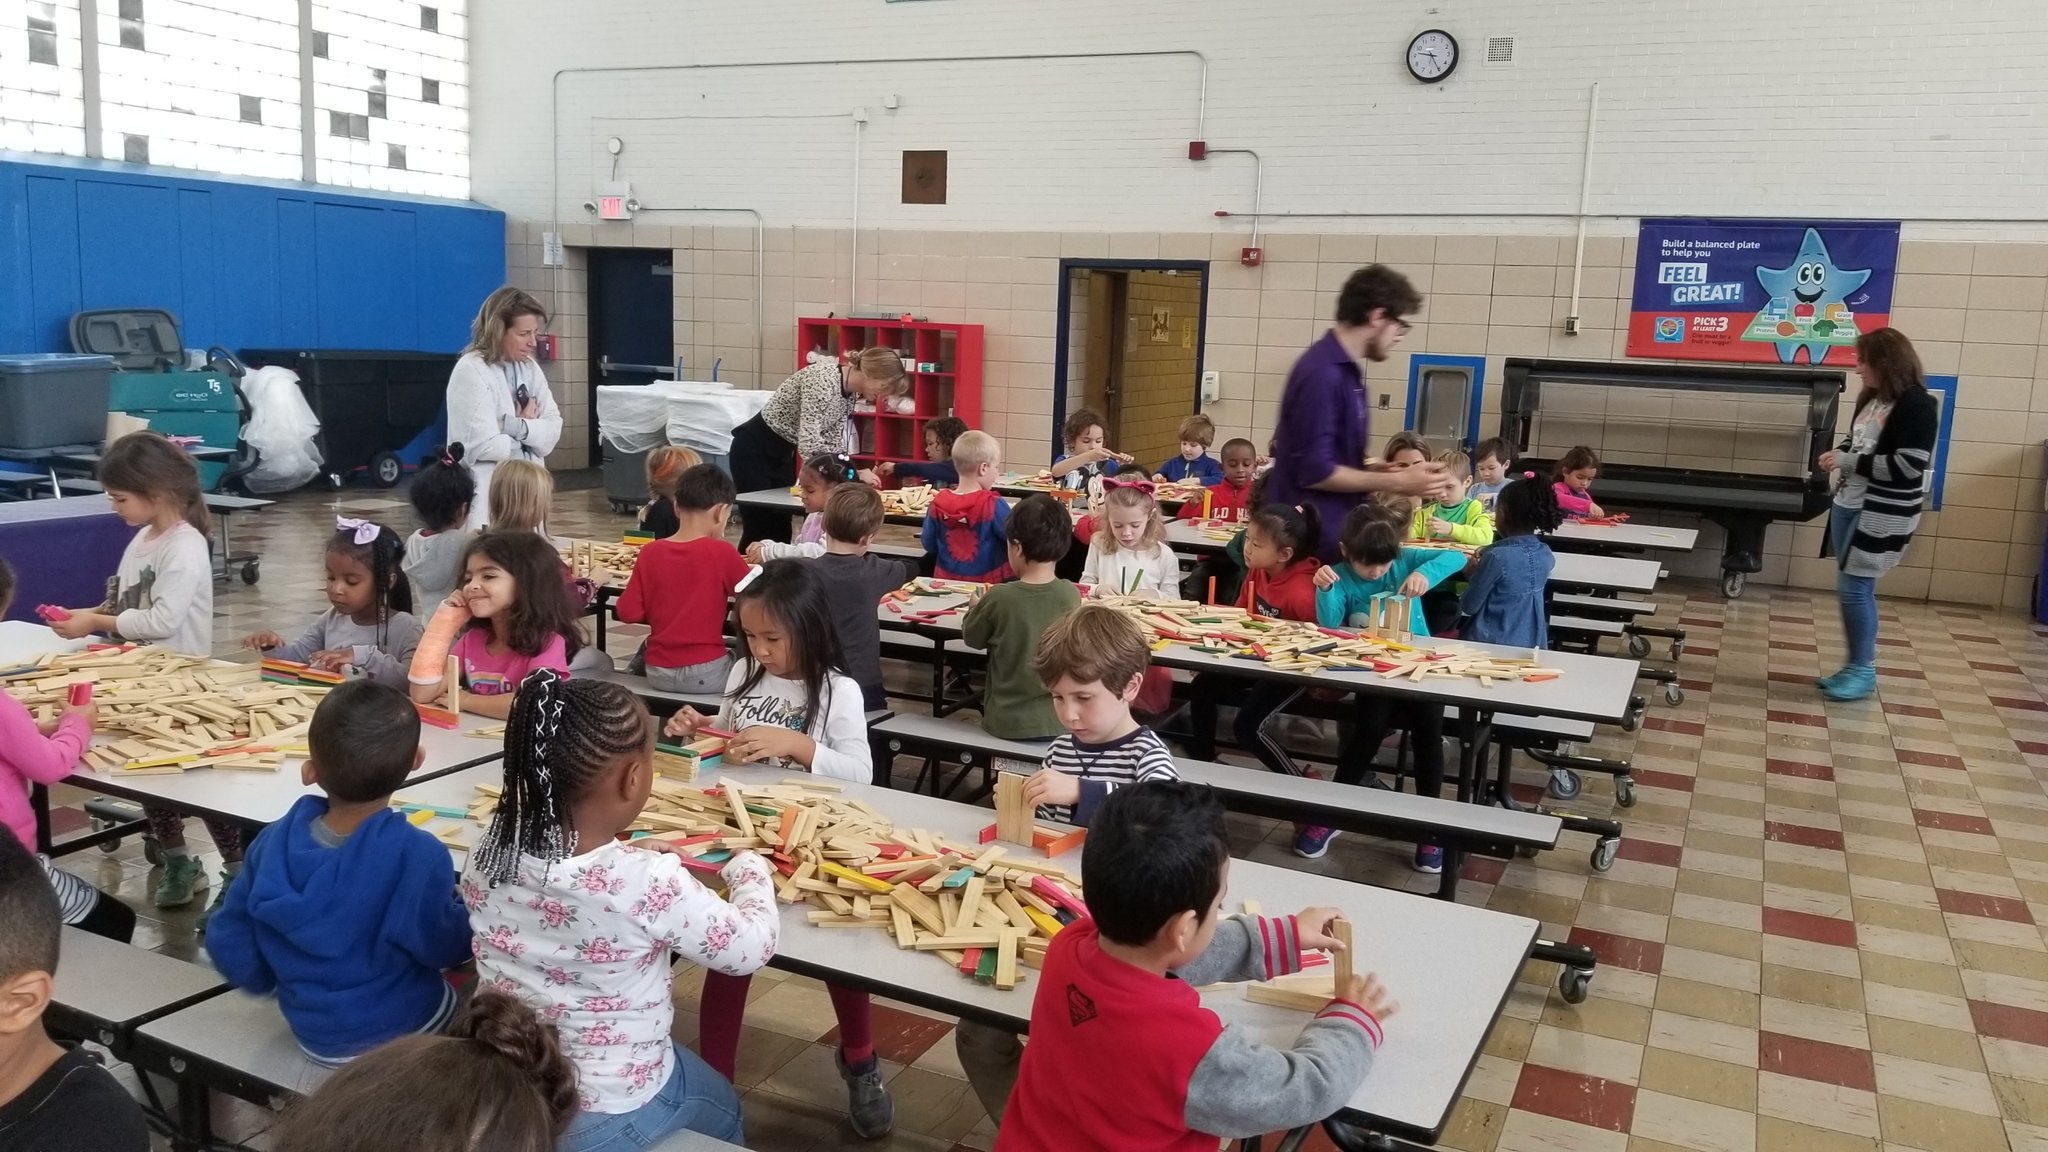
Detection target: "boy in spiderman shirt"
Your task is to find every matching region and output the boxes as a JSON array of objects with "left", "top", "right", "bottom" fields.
[
  {"left": 996, "top": 780, "right": 1395, "bottom": 1151},
  {"left": 921, "top": 430, "right": 1013, "bottom": 583}
]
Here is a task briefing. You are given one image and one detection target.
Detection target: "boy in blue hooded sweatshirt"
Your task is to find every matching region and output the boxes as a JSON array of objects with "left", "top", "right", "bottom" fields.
[
  {"left": 1298, "top": 505, "right": 1470, "bottom": 869},
  {"left": 206, "top": 679, "right": 471, "bottom": 1064}
]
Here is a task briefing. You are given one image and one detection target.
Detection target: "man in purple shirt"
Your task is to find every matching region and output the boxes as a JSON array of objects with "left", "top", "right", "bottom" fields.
[{"left": 1265, "top": 265, "right": 1451, "bottom": 558}]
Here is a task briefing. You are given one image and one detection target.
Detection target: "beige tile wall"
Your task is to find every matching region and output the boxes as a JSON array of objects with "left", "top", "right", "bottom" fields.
[{"left": 502, "top": 219, "right": 2048, "bottom": 612}]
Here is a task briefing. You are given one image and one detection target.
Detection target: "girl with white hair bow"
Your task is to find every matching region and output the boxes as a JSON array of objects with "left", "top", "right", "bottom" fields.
[{"left": 241, "top": 516, "right": 425, "bottom": 687}]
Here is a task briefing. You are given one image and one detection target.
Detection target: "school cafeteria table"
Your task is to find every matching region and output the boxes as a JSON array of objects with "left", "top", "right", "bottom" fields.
[
  {"left": 992, "top": 471, "right": 1190, "bottom": 510},
  {"left": 46, "top": 926, "right": 229, "bottom": 1057},
  {"left": 737, "top": 486, "right": 1021, "bottom": 532},
  {"left": 729, "top": 765, "right": 1538, "bottom": 1146},
  {"left": 0, "top": 619, "right": 86, "bottom": 668},
  {"left": 1549, "top": 520, "right": 1697, "bottom": 553},
  {"left": 60, "top": 708, "right": 506, "bottom": 830},
  {"left": 0, "top": 498, "right": 132, "bottom": 622}
]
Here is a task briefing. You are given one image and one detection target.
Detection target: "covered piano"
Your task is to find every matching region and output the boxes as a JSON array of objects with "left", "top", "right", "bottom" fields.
[{"left": 1499, "top": 358, "right": 1844, "bottom": 597}]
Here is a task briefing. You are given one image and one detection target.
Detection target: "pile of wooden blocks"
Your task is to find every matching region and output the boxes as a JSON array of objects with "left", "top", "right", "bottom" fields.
[
  {"left": 260, "top": 657, "right": 346, "bottom": 687},
  {"left": 1085, "top": 594, "right": 1564, "bottom": 685},
  {"left": 1183, "top": 518, "right": 1242, "bottom": 544},
  {"left": 1359, "top": 594, "right": 1415, "bottom": 643},
  {"left": 1154, "top": 478, "right": 1210, "bottom": 503},
  {"left": 880, "top": 486, "right": 937, "bottom": 517},
  {"left": 562, "top": 539, "right": 643, "bottom": 580},
  {"left": 2, "top": 645, "right": 326, "bottom": 773},
  {"left": 452, "top": 775, "right": 1087, "bottom": 990}
]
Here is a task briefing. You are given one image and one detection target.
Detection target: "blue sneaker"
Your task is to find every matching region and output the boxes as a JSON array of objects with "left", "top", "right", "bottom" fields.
[
  {"left": 1816, "top": 666, "right": 1851, "bottom": 691},
  {"left": 1821, "top": 663, "right": 1877, "bottom": 702},
  {"left": 1293, "top": 825, "right": 1339, "bottom": 859},
  {"left": 1413, "top": 844, "right": 1444, "bottom": 874}
]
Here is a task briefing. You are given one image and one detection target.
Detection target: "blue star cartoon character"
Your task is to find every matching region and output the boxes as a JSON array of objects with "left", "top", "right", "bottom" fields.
[{"left": 1751, "top": 228, "right": 1872, "bottom": 365}]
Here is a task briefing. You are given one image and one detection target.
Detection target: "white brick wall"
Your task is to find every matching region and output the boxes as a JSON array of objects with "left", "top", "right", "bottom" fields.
[{"left": 470, "top": 0, "right": 2048, "bottom": 231}]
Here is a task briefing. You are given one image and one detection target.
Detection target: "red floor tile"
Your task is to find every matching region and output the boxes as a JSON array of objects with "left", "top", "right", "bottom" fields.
[
  {"left": 1767, "top": 710, "right": 1827, "bottom": 728},
  {"left": 1251, "top": 1125, "right": 1339, "bottom": 1152},
  {"left": 1969, "top": 1000, "right": 2048, "bottom": 1047},
  {"left": 1913, "top": 809, "right": 1995, "bottom": 836},
  {"left": 1765, "top": 758, "right": 1834, "bottom": 781},
  {"left": 1631, "top": 768, "right": 1696, "bottom": 793},
  {"left": 1765, "top": 821, "right": 1845, "bottom": 852},
  {"left": 1775, "top": 641, "right": 1818, "bottom": 654},
  {"left": 48, "top": 806, "right": 88, "bottom": 836},
  {"left": 1767, "top": 671, "right": 1812, "bottom": 686},
  {"left": 1460, "top": 855, "right": 1508, "bottom": 886},
  {"left": 822, "top": 1002, "right": 954, "bottom": 1065},
  {"left": 1511, "top": 1063, "right": 1636, "bottom": 1133},
  {"left": 1762, "top": 907, "right": 1857, "bottom": 949},
  {"left": 1565, "top": 926, "right": 1664, "bottom": 975},
  {"left": 1992, "top": 696, "right": 2048, "bottom": 712},
  {"left": 1645, "top": 717, "right": 1706, "bottom": 736},
  {"left": 1877, "top": 666, "right": 1927, "bottom": 680},
  {"left": 2019, "top": 740, "right": 2048, "bottom": 757},
  {"left": 1953, "top": 633, "right": 1998, "bottom": 644},
  {"left": 1936, "top": 889, "right": 2036, "bottom": 925},
  {"left": 1883, "top": 702, "right": 1945, "bottom": 720},
  {"left": 1759, "top": 1030, "right": 1876, "bottom": 1092},
  {"left": 1616, "top": 838, "right": 1683, "bottom": 868},
  {"left": 1897, "top": 749, "right": 1966, "bottom": 771},
  {"left": 1969, "top": 661, "right": 2023, "bottom": 675}
]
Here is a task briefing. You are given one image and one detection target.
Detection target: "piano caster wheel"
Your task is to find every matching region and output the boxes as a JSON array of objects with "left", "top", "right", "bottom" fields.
[
  {"left": 1615, "top": 776, "right": 1638, "bottom": 808},
  {"left": 1721, "top": 571, "right": 1746, "bottom": 598},
  {"left": 1559, "top": 967, "right": 1593, "bottom": 1004},
  {"left": 1627, "top": 634, "right": 1651, "bottom": 659},
  {"left": 1591, "top": 838, "right": 1618, "bottom": 872},
  {"left": 1669, "top": 642, "right": 1685, "bottom": 662},
  {"left": 1547, "top": 768, "right": 1581, "bottom": 800},
  {"left": 1664, "top": 683, "right": 1685, "bottom": 706}
]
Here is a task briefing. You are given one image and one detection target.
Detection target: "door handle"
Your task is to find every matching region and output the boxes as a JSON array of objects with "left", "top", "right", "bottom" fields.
[{"left": 598, "top": 355, "right": 678, "bottom": 378}]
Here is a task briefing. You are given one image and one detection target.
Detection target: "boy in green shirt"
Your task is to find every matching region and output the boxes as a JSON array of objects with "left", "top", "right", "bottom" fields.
[
  {"left": 962, "top": 495, "right": 1081, "bottom": 740},
  {"left": 1409, "top": 449, "right": 1494, "bottom": 548}
]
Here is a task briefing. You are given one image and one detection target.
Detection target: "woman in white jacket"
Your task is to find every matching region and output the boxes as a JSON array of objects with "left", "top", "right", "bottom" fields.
[{"left": 445, "top": 287, "right": 563, "bottom": 528}]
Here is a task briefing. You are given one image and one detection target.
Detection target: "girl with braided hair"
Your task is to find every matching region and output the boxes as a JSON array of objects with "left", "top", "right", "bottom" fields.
[
  {"left": 662, "top": 560, "right": 896, "bottom": 1137},
  {"left": 461, "top": 671, "right": 771, "bottom": 1149},
  {"left": 244, "top": 517, "right": 422, "bottom": 687}
]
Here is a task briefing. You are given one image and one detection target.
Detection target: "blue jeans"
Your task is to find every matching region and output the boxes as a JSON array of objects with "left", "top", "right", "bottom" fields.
[
  {"left": 558, "top": 1042, "right": 745, "bottom": 1151},
  {"left": 1831, "top": 503, "right": 1877, "bottom": 667}
]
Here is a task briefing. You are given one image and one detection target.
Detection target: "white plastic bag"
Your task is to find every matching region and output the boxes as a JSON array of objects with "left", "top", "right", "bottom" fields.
[
  {"left": 239, "top": 365, "right": 324, "bottom": 493},
  {"left": 596, "top": 383, "right": 692, "bottom": 455},
  {"left": 666, "top": 384, "right": 771, "bottom": 456}
]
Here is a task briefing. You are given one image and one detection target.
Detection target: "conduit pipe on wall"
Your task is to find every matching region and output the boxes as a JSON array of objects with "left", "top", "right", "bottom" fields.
[
  {"left": 851, "top": 115, "right": 864, "bottom": 311},
  {"left": 628, "top": 206, "right": 765, "bottom": 387},
  {"left": 1205, "top": 148, "right": 1262, "bottom": 253},
  {"left": 1566, "top": 82, "right": 1601, "bottom": 335}
]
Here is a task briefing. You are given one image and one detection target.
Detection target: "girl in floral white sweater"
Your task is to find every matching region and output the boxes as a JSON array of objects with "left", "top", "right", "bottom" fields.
[{"left": 461, "top": 670, "right": 776, "bottom": 1151}]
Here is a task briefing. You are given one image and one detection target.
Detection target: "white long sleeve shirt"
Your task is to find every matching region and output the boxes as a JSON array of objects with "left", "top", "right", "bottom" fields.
[
  {"left": 107, "top": 521, "right": 214, "bottom": 656},
  {"left": 462, "top": 847, "right": 777, "bottom": 1114},
  {"left": 713, "top": 662, "right": 872, "bottom": 781},
  {"left": 1081, "top": 539, "right": 1180, "bottom": 599},
  {"left": 444, "top": 351, "right": 563, "bottom": 529}
]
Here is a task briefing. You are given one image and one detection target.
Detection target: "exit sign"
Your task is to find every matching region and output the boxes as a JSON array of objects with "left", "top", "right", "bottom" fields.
[{"left": 597, "top": 195, "right": 629, "bottom": 220}]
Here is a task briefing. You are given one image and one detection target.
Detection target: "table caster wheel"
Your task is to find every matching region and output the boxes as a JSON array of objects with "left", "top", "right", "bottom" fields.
[
  {"left": 1615, "top": 776, "right": 1638, "bottom": 807},
  {"left": 1669, "top": 642, "right": 1685, "bottom": 662},
  {"left": 1516, "top": 843, "right": 1540, "bottom": 859},
  {"left": 1664, "top": 683, "right": 1685, "bottom": 706},
  {"left": 241, "top": 562, "right": 260, "bottom": 585},
  {"left": 93, "top": 818, "right": 123, "bottom": 853},
  {"left": 1547, "top": 768, "right": 1581, "bottom": 800},
  {"left": 1722, "top": 570, "right": 1746, "bottom": 598},
  {"left": 1627, "top": 634, "right": 1650, "bottom": 659},
  {"left": 1559, "top": 967, "right": 1593, "bottom": 1004},
  {"left": 1622, "top": 704, "right": 1643, "bottom": 732},
  {"left": 1592, "top": 838, "right": 1618, "bottom": 872}
]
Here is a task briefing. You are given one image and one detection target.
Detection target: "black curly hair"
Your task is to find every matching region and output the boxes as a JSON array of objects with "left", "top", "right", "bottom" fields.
[
  {"left": 410, "top": 443, "right": 476, "bottom": 533},
  {"left": 329, "top": 520, "right": 413, "bottom": 652}
]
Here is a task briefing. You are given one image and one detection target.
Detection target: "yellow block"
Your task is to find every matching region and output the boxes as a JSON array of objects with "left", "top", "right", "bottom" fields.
[
  {"left": 1024, "top": 907, "right": 1064, "bottom": 938},
  {"left": 819, "top": 861, "right": 893, "bottom": 894}
]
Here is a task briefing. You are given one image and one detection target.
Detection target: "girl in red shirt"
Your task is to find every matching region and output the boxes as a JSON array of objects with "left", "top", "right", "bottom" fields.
[{"left": 1186, "top": 503, "right": 1324, "bottom": 774}]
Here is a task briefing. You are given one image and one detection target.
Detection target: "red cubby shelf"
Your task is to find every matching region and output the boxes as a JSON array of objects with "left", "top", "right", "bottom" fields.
[{"left": 796, "top": 317, "right": 984, "bottom": 471}]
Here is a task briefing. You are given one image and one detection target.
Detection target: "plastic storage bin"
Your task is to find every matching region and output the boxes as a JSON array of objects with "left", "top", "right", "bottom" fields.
[{"left": 0, "top": 353, "right": 114, "bottom": 449}]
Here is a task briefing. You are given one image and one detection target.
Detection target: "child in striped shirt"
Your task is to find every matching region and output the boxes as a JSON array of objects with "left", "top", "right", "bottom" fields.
[{"left": 957, "top": 602, "right": 1179, "bottom": 1121}]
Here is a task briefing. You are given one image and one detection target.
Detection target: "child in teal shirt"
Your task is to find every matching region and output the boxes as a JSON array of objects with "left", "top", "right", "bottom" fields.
[{"left": 1300, "top": 505, "right": 1465, "bottom": 870}]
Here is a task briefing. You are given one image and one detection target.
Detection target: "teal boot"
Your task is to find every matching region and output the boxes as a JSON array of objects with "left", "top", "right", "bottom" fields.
[{"left": 1821, "top": 663, "right": 1877, "bottom": 702}]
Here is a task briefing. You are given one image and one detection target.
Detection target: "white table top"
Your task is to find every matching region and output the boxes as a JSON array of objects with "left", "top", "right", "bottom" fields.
[
  {"left": 1163, "top": 522, "right": 1666, "bottom": 596},
  {"left": 880, "top": 594, "right": 1640, "bottom": 726},
  {"left": 50, "top": 926, "right": 228, "bottom": 1036},
  {"left": 134, "top": 988, "right": 332, "bottom": 1099},
  {"left": 65, "top": 708, "right": 506, "bottom": 827},
  {"left": 1171, "top": 756, "right": 1561, "bottom": 847},
  {"left": 393, "top": 762, "right": 502, "bottom": 863},
  {"left": 714, "top": 765, "right": 1538, "bottom": 1139},
  {"left": 0, "top": 620, "right": 87, "bottom": 671},
  {"left": 1551, "top": 520, "right": 1697, "bottom": 552}
]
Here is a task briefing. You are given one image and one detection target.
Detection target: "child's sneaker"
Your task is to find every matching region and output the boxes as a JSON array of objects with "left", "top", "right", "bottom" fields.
[
  {"left": 153, "top": 856, "right": 208, "bottom": 908},
  {"left": 1821, "top": 663, "right": 1877, "bottom": 702},
  {"left": 836, "top": 1049, "right": 894, "bottom": 1138},
  {"left": 195, "top": 871, "right": 235, "bottom": 932},
  {"left": 1293, "top": 825, "right": 1339, "bottom": 859},
  {"left": 1413, "top": 844, "right": 1445, "bottom": 874}
]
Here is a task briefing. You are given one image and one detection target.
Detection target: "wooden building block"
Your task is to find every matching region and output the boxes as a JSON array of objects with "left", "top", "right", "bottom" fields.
[
  {"left": 995, "top": 928, "right": 1021, "bottom": 990},
  {"left": 1244, "top": 983, "right": 1336, "bottom": 1013},
  {"left": 994, "top": 772, "right": 1032, "bottom": 846},
  {"left": 1333, "top": 918, "right": 1353, "bottom": 985}
]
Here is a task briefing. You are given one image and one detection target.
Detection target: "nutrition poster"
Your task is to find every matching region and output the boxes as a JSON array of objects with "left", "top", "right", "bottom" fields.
[{"left": 1626, "top": 218, "right": 1900, "bottom": 366}]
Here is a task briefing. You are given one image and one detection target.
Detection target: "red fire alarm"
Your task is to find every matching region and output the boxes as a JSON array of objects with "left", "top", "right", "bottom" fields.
[
  {"left": 536, "top": 334, "right": 556, "bottom": 362},
  {"left": 1187, "top": 141, "right": 1207, "bottom": 160},
  {"left": 1240, "top": 247, "right": 1263, "bottom": 267}
]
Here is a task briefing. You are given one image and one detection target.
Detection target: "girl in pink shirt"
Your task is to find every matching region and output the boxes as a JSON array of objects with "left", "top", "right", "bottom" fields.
[
  {"left": 0, "top": 560, "right": 135, "bottom": 941},
  {"left": 412, "top": 531, "right": 582, "bottom": 720},
  {"left": 1552, "top": 445, "right": 1605, "bottom": 520}
]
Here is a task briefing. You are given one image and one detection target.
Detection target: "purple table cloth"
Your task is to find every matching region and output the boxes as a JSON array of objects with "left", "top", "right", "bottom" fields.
[{"left": 0, "top": 499, "right": 131, "bottom": 622}]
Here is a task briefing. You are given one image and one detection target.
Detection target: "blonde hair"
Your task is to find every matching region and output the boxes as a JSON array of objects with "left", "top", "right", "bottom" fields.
[
  {"left": 1176, "top": 413, "right": 1215, "bottom": 448},
  {"left": 951, "top": 430, "right": 1001, "bottom": 471},
  {"left": 1436, "top": 448, "right": 1471, "bottom": 483},
  {"left": 1033, "top": 603, "right": 1151, "bottom": 692},
  {"left": 489, "top": 459, "right": 554, "bottom": 534},
  {"left": 1098, "top": 484, "right": 1166, "bottom": 553},
  {"left": 851, "top": 348, "right": 909, "bottom": 396},
  {"left": 99, "top": 432, "right": 210, "bottom": 536},
  {"left": 468, "top": 287, "right": 548, "bottom": 364},
  {"left": 644, "top": 445, "right": 701, "bottom": 500},
  {"left": 1382, "top": 429, "right": 1433, "bottom": 463}
]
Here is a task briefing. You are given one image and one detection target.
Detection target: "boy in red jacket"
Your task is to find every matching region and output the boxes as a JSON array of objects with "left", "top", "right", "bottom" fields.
[
  {"left": 996, "top": 781, "right": 1395, "bottom": 1152},
  {"left": 1174, "top": 438, "right": 1259, "bottom": 525}
]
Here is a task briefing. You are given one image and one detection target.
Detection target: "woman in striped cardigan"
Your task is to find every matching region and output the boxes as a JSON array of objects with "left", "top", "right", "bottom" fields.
[{"left": 1817, "top": 328, "right": 1939, "bottom": 702}]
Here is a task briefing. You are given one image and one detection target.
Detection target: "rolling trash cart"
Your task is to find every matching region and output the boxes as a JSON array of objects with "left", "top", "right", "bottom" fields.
[{"left": 237, "top": 349, "right": 457, "bottom": 488}]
